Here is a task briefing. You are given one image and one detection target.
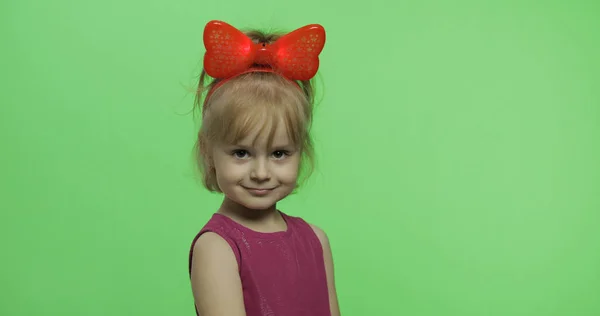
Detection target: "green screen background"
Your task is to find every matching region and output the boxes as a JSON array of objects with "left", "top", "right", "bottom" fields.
[{"left": 2, "top": 0, "right": 599, "bottom": 315}]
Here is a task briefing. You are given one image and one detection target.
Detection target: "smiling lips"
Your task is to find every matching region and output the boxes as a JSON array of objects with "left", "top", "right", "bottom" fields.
[{"left": 244, "top": 186, "right": 275, "bottom": 196}]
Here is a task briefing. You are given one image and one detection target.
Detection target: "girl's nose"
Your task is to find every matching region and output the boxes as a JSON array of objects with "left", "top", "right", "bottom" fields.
[{"left": 250, "top": 158, "right": 271, "bottom": 181}]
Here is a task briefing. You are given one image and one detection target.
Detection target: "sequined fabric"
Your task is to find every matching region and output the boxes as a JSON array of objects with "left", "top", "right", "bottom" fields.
[{"left": 188, "top": 212, "right": 331, "bottom": 316}]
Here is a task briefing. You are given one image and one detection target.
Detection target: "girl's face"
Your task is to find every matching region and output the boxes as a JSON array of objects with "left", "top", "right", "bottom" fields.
[{"left": 211, "top": 120, "right": 301, "bottom": 211}]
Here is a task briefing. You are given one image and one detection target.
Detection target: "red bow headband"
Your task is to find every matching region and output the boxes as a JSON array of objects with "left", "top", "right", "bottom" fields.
[{"left": 202, "top": 20, "right": 326, "bottom": 98}]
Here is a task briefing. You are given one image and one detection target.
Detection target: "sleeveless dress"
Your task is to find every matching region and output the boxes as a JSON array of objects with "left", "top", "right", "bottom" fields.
[{"left": 188, "top": 211, "right": 331, "bottom": 316}]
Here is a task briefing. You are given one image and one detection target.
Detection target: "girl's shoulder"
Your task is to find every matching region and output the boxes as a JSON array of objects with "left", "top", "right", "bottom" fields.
[
  {"left": 189, "top": 214, "right": 243, "bottom": 273},
  {"left": 307, "top": 222, "right": 330, "bottom": 251},
  {"left": 281, "top": 212, "right": 330, "bottom": 249},
  {"left": 188, "top": 219, "right": 246, "bottom": 315}
]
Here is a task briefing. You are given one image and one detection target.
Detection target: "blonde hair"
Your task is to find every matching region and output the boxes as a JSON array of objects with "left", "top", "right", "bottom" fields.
[{"left": 193, "top": 30, "right": 317, "bottom": 193}]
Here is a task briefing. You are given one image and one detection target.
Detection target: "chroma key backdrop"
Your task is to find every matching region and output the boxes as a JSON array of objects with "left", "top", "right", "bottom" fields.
[{"left": 2, "top": 0, "right": 599, "bottom": 315}]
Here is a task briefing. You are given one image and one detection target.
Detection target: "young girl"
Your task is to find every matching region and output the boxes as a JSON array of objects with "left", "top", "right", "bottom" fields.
[{"left": 188, "top": 20, "right": 340, "bottom": 316}]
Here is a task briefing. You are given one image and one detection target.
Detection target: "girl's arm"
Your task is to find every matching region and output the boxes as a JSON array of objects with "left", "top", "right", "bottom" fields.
[
  {"left": 310, "top": 224, "right": 341, "bottom": 316},
  {"left": 190, "top": 232, "right": 247, "bottom": 316}
]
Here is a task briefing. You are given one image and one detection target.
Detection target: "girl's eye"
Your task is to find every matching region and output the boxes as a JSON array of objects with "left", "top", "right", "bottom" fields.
[
  {"left": 232, "top": 150, "right": 249, "bottom": 158},
  {"left": 272, "top": 150, "right": 289, "bottom": 159}
]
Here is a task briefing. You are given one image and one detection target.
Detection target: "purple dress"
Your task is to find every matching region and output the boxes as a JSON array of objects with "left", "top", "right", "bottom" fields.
[{"left": 189, "top": 211, "right": 331, "bottom": 316}]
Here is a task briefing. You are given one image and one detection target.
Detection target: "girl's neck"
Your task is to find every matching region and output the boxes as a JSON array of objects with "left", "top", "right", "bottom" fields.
[{"left": 217, "top": 197, "right": 287, "bottom": 233}]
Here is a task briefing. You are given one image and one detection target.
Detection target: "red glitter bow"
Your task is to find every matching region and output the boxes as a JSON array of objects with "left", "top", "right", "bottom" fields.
[{"left": 203, "top": 20, "right": 326, "bottom": 81}]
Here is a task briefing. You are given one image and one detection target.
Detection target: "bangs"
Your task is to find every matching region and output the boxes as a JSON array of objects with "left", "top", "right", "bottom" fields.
[
  {"left": 225, "top": 105, "right": 296, "bottom": 148},
  {"left": 204, "top": 72, "right": 309, "bottom": 149}
]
